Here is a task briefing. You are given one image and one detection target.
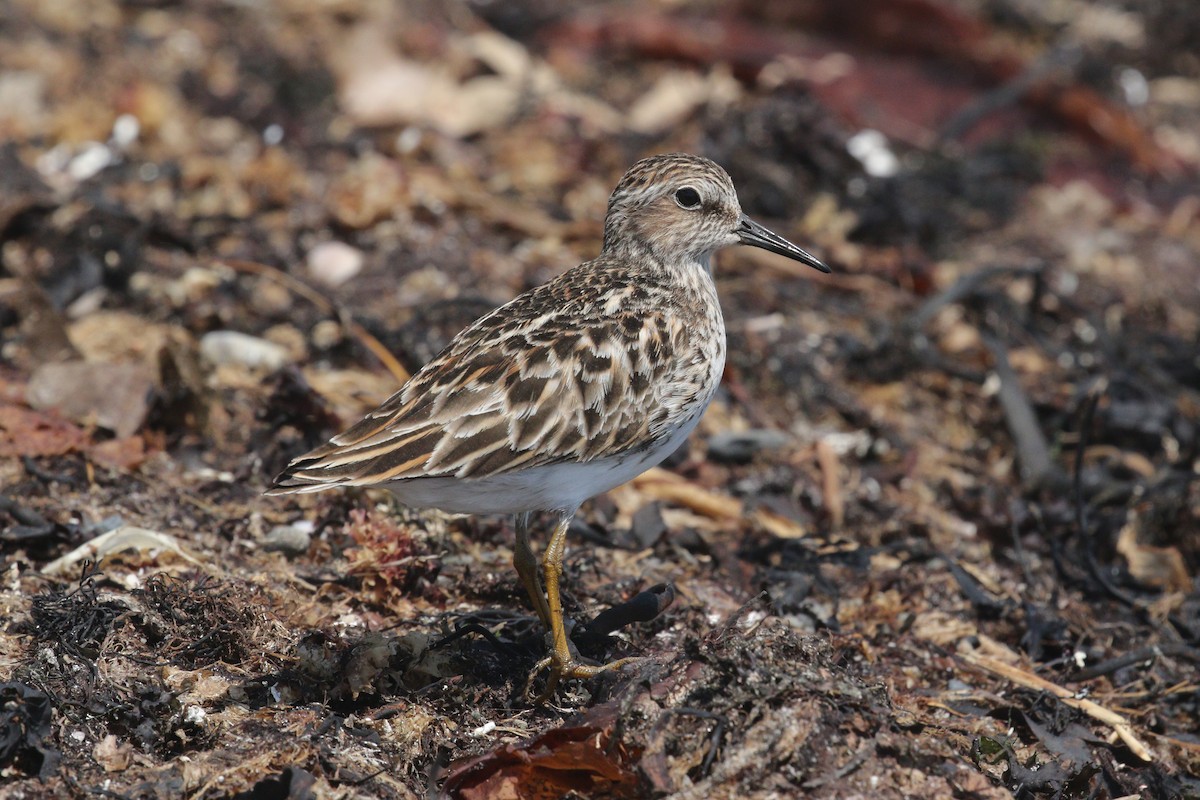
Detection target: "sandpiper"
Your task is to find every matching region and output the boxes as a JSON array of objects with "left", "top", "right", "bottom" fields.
[{"left": 267, "top": 153, "right": 829, "bottom": 701}]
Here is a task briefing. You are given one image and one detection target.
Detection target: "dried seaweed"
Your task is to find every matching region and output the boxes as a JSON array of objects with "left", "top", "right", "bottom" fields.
[{"left": 0, "top": 0, "right": 1198, "bottom": 796}]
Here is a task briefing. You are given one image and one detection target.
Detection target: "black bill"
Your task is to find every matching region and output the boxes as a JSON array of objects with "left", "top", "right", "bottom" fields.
[{"left": 737, "top": 215, "right": 830, "bottom": 273}]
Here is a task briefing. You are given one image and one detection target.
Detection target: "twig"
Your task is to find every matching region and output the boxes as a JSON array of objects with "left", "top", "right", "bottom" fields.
[
  {"left": 0, "top": 493, "right": 52, "bottom": 527},
  {"left": 220, "top": 258, "right": 411, "bottom": 384},
  {"left": 981, "top": 333, "right": 1061, "bottom": 490},
  {"left": 631, "top": 468, "right": 743, "bottom": 519},
  {"left": 962, "top": 650, "right": 1152, "bottom": 762},
  {"left": 1073, "top": 642, "right": 1200, "bottom": 682},
  {"left": 938, "top": 45, "right": 1081, "bottom": 143},
  {"left": 1072, "top": 379, "right": 1138, "bottom": 606},
  {"left": 816, "top": 439, "right": 844, "bottom": 530},
  {"left": 942, "top": 555, "right": 1007, "bottom": 616},
  {"left": 21, "top": 456, "right": 79, "bottom": 486}
]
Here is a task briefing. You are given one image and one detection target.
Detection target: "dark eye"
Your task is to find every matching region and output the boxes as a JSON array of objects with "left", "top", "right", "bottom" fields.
[{"left": 674, "top": 187, "right": 701, "bottom": 209}]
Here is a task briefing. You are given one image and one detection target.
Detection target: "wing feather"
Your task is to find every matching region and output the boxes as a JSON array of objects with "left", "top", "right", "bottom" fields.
[{"left": 267, "top": 260, "right": 686, "bottom": 494}]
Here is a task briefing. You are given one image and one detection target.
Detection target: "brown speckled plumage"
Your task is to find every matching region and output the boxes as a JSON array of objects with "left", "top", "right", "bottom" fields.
[
  {"left": 272, "top": 254, "right": 722, "bottom": 488},
  {"left": 266, "top": 153, "right": 828, "bottom": 701}
]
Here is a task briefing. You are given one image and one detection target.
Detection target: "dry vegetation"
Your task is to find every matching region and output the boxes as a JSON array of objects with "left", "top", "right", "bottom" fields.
[{"left": 2, "top": 1, "right": 1199, "bottom": 798}]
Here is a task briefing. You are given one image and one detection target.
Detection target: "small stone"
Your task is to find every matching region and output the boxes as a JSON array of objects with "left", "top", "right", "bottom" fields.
[
  {"left": 310, "top": 319, "right": 343, "bottom": 350},
  {"left": 306, "top": 241, "right": 364, "bottom": 288},
  {"left": 199, "top": 331, "right": 288, "bottom": 371},
  {"left": 251, "top": 279, "right": 292, "bottom": 315},
  {"left": 630, "top": 502, "right": 667, "bottom": 548},
  {"left": 67, "top": 142, "right": 114, "bottom": 182},
  {"left": 261, "top": 524, "right": 311, "bottom": 558}
]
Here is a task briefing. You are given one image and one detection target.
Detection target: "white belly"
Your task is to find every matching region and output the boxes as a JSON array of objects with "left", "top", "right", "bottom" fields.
[{"left": 386, "top": 404, "right": 706, "bottom": 515}]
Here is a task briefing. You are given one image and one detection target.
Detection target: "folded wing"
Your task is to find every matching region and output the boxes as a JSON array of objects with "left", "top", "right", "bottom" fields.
[{"left": 267, "top": 272, "right": 674, "bottom": 494}]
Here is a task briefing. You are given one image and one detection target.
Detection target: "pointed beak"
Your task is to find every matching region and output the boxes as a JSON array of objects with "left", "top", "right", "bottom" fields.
[{"left": 737, "top": 216, "right": 830, "bottom": 273}]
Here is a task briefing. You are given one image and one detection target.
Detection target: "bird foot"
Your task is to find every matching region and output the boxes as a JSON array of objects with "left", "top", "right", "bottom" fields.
[{"left": 524, "top": 654, "right": 639, "bottom": 705}]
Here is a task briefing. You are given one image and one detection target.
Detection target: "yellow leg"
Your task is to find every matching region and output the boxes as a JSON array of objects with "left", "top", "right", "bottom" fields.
[
  {"left": 526, "top": 510, "right": 638, "bottom": 703},
  {"left": 513, "top": 511, "right": 551, "bottom": 626}
]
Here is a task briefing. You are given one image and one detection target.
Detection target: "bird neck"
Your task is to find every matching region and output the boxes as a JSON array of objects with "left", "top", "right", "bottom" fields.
[
  {"left": 660, "top": 251, "right": 716, "bottom": 286},
  {"left": 602, "top": 231, "right": 714, "bottom": 280},
  {"left": 660, "top": 253, "right": 720, "bottom": 308}
]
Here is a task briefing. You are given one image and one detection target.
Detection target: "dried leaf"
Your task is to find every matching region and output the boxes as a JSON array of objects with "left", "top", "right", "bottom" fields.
[
  {"left": 443, "top": 704, "right": 639, "bottom": 800},
  {"left": 0, "top": 402, "right": 89, "bottom": 458},
  {"left": 1116, "top": 513, "right": 1190, "bottom": 593},
  {"left": 92, "top": 734, "right": 133, "bottom": 773},
  {"left": 41, "top": 525, "right": 201, "bottom": 577},
  {"left": 27, "top": 361, "right": 154, "bottom": 438},
  {"left": 90, "top": 435, "right": 147, "bottom": 471}
]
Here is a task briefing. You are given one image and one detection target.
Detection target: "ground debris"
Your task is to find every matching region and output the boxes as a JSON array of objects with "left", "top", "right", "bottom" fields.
[
  {"left": 0, "top": 682, "right": 60, "bottom": 780},
  {"left": 442, "top": 702, "right": 641, "bottom": 799},
  {"left": 26, "top": 360, "right": 155, "bottom": 439},
  {"left": 1, "top": 0, "right": 1198, "bottom": 797},
  {"left": 22, "top": 563, "right": 126, "bottom": 658},
  {"left": 133, "top": 573, "right": 262, "bottom": 668}
]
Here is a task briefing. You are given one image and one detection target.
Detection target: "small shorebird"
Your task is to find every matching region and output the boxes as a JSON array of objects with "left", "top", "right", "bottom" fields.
[{"left": 267, "top": 153, "right": 828, "bottom": 700}]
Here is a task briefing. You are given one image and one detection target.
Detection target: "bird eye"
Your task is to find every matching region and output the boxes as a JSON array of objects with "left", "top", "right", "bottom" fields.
[{"left": 674, "top": 187, "right": 701, "bottom": 209}]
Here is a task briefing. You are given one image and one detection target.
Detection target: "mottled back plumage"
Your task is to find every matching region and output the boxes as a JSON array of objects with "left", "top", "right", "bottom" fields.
[{"left": 273, "top": 255, "right": 722, "bottom": 489}]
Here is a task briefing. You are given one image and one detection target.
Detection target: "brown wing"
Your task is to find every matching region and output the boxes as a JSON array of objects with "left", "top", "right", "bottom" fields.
[{"left": 267, "top": 264, "right": 678, "bottom": 493}]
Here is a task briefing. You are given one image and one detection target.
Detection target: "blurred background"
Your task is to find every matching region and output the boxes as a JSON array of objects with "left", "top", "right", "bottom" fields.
[{"left": 1, "top": 0, "right": 1198, "bottom": 797}]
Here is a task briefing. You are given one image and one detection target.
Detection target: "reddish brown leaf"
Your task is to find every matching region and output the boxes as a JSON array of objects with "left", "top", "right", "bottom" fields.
[
  {"left": 89, "top": 436, "right": 148, "bottom": 471},
  {"left": 0, "top": 403, "right": 89, "bottom": 458},
  {"left": 443, "top": 704, "right": 642, "bottom": 800}
]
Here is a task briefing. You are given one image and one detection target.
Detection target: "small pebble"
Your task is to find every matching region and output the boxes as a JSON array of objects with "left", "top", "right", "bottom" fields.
[
  {"left": 111, "top": 114, "right": 140, "bottom": 148},
  {"left": 67, "top": 142, "right": 114, "bottom": 181},
  {"left": 199, "top": 331, "right": 288, "bottom": 371},
  {"left": 630, "top": 502, "right": 666, "bottom": 548},
  {"left": 306, "top": 241, "right": 364, "bottom": 288},
  {"left": 260, "top": 524, "right": 312, "bottom": 558},
  {"left": 310, "top": 319, "right": 343, "bottom": 350}
]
